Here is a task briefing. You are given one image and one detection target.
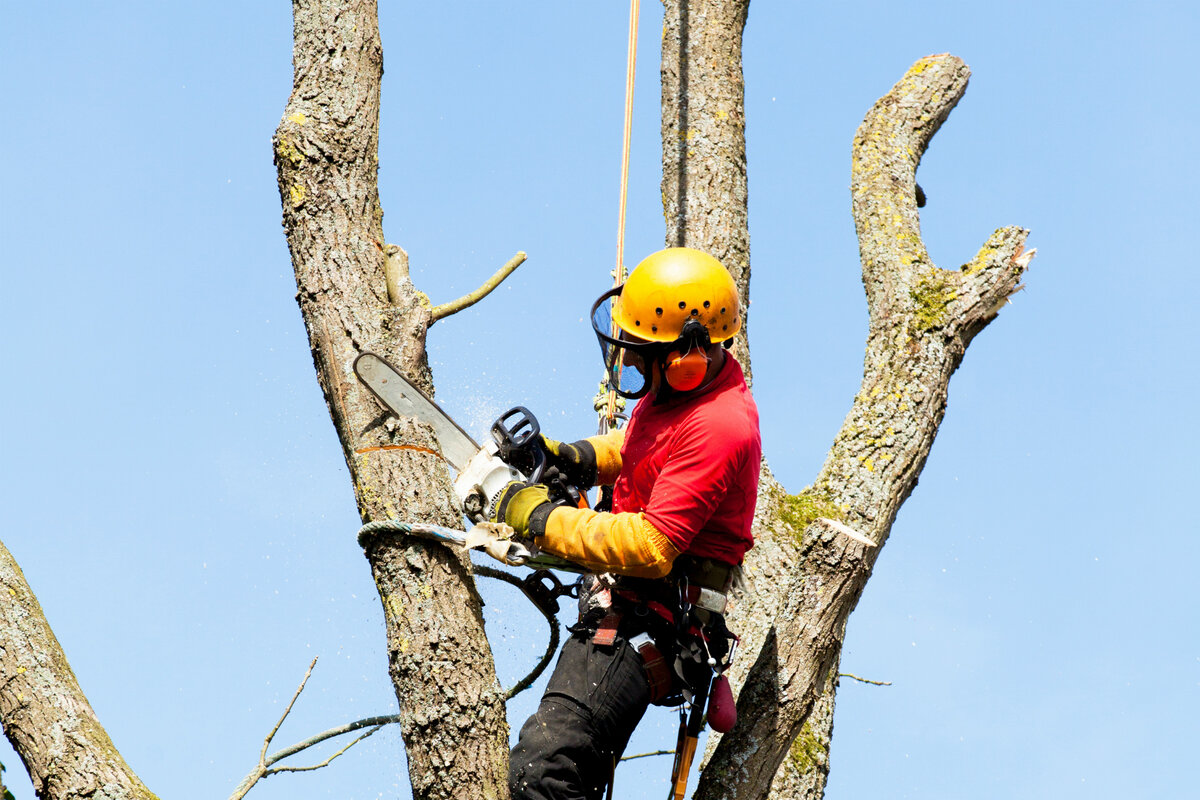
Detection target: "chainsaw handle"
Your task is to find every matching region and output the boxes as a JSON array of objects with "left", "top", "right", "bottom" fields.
[
  {"left": 491, "top": 406, "right": 548, "bottom": 483},
  {"left": 490, "top": 406, "right": 592, "bottom": 508}
]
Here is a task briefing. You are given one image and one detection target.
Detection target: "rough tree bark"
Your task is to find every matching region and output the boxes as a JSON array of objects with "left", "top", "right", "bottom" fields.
[
  {"left": 0, "top": 541, "right": 158, "bottom": 800},
  {"left": 660, "top": 1, "right": 843, "bottom": 796},
  {"left": 272, "top": 2, "right": 508, "bottom": 798},
  {"left": 695, "top": 53, "right": 1033, "bottom": 800},
  {"left": 0, "top": 6, "right": 1031, "bottom": 800}
]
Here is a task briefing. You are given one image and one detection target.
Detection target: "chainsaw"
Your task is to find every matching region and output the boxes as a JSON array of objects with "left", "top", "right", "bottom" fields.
[{"left": 353, "top": 352, "right": 585, "bottom": 570}]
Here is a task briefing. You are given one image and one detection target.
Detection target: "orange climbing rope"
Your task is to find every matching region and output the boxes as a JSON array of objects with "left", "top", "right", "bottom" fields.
[{"left": 599, "top": 0, "right": 640, "bottom": 434}]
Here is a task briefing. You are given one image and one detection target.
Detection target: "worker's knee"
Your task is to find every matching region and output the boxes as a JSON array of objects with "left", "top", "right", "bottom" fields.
[{"left": 510, "top": 698, "right": 607, "bottom": 800}]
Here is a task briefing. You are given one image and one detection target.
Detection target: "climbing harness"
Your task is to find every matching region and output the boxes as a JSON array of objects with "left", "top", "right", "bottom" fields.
[{"left": 572, "top": 555, "right": 740, "bottom": 799}]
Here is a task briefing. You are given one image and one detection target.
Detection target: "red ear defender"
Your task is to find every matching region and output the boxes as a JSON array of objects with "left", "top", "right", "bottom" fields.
[{"left": 664, "top": 348, "right": 709, "bottom": 391}]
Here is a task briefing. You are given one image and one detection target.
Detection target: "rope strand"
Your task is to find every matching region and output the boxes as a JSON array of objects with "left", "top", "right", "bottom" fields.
[{"left": 601, "top": 0, "right": 641, "bottom": 432}]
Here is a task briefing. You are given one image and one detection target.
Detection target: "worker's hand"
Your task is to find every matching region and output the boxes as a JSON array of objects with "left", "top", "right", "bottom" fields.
[
  {"left": 540, "top": 435, "right": 598, "bottom": 489},
  {"left": 489, "top": 481, "right": 555, "bottom": 537}
]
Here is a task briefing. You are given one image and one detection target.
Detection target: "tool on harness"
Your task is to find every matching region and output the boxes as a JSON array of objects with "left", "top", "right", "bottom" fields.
[
  {"left": 669, "top": 674, "right": 709, "bottom": 800},
  {"left": 519, "top": 569, "right": 579, "bottom": 619},
  {"left": 574, "top": 578, "right": 732, "bottom": 800}
]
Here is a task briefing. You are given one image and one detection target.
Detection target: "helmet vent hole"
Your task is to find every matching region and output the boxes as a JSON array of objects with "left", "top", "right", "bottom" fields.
[
  {"left": 721, "top": 307, "right": 726, "bottom": 314},
  {"left": 691, "top": 309, "right": 699, "bottom": 316},
  {"left": 651, "top": 325, "right": 658, "bottom": 333},
  {"left": 635, "top": 320, "right": 641, "bottom": 326},
  {"left": 703, "top": 300, "right": 711, "bottom": 308},
  {"left": 656, "top": 307, "right": 663, "bottom": 316},
  {"left": 678, "top": 301, "right": 686, "bottom": 309}
]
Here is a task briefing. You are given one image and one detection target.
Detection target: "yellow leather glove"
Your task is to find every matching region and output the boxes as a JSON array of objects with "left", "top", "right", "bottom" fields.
[{"left": 488, "top": 481, "right": 554, "bottom": 537}]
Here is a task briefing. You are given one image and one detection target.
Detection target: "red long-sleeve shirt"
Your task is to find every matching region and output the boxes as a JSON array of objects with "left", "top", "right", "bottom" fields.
[{"left": 611, "top": 354, "right": 761, "bottom": 565}]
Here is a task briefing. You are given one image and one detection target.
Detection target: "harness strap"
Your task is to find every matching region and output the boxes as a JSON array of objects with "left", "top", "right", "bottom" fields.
[
  {"left": 593, "top": 611, "right": 622, "bottom": 646},
  {"left": 629, "top": 632, "right": 673, "bottom": 703},
  {"left": 612, "top": 585, "right": 727, "bottom": 619}
]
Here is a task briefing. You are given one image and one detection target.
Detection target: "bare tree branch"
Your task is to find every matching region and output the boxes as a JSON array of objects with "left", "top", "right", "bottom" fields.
[
  {"left": 621, "top": 750, "right": 675, "bottom": 762},
  {"left": 266, "top": 724, "right": 385, "bottom": 775},
  {"left": 229, "top": 657, "right": 403, "bottom": 800},
  {"left": 260, "top": 657, "right": 319, "bottom": 766},
  {"left": 429, "top": 251, "right": 527, "bottom": 323},
  {"left": 839, "top": 673, "right": 892, "bottom": 687}
]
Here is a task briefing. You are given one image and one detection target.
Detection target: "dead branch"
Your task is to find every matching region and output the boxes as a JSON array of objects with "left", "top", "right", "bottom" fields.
[
  {"left": 229, "top": 656, "right": 401, "bottom": 800},
  {"left": 429, "top": 251, "right": 527, "bottom": 323},
  {"left": 839, "top": 672, "right": 893, "bottom": 687}
]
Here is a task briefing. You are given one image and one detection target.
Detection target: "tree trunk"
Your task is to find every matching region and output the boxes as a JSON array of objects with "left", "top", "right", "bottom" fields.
[
  {"left": 0, "top": 541, "right": 158, "bottom": 800},
  {"left": 696, "top": 54, "right": 1032, "bottom": 800},
  {"left": 660, "top": 0, "right": 753, "bottom": 380},
  {"left": 660, "top": 2, "right": 841, "bottom": 796},
  {"left": 273, "top": 2, "right": 508, "bottom": 798}
]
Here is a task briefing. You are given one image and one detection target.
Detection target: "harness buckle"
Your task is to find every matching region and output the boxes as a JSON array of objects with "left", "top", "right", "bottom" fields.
[{"left": 629, "top": 632, "right": 673, "bottom": 703}]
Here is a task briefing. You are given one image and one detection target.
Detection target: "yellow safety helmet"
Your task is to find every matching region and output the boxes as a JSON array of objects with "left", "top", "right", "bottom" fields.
[
  {"left": 590, "top": 248, "right": 740, "bottom": 398},
  {"left": 612, "top": 248, "right": 741, "bottom": 343}
]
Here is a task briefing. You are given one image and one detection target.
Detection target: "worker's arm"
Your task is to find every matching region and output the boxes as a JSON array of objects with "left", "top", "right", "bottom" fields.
[
  {"left": 531, "top": 505, "right": 680, "bottom": 579},
  {"left": 584, "top": 428, "right": 624, "bottom": 485}
]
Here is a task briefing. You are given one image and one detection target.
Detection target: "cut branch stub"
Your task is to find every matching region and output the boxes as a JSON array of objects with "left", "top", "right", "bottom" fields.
[{"left": 697, "top": 54, "right": 1033, "bottom": 800}]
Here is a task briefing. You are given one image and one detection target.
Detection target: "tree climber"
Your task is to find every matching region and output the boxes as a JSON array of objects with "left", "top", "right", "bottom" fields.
[{"left": 490, "top": 247, "right": 762, "bottom": 800}]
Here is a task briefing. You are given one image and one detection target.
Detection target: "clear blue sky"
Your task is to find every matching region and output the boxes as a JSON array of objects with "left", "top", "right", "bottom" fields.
[{"left": 2, "top": 2, "right": 1196, "bottom": 798}]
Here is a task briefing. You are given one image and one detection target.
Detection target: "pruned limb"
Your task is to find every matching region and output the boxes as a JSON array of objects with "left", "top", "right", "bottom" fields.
[
  {"left": 429, "top": 251, "right": 527, "bottom": 323},
  {"left": 229, "top": 656, "right": 402, "bottom": 800},
  {"left": 697, "top": 53, "right": 1034, "bottom": 800},
  {"left": 385, "top": 243, "right": 410, "bottom": 305},
  {"left": 0, "top": 540, "right": 158, "bottom": 800}
]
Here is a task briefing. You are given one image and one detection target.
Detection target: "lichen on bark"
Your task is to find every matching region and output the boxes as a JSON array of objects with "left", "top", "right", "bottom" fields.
[{"left": 695, "top": 52, "right": 1033, "bottom": 800}]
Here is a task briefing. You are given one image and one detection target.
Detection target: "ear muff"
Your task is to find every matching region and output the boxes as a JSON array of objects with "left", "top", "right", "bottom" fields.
[{"left": 664, "top": 348, "right": 710, "bottom": 391}]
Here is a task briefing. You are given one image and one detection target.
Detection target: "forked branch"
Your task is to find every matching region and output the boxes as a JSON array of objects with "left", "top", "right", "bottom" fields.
[
  {"left": 229, "top": 657, "right": 401, "bottom": 800},
  {"left": 697, "top": 53, "right": 1034, "bottom": 800}
]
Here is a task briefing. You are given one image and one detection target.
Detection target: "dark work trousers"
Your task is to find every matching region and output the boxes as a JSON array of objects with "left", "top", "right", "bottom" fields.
[{"left": 509, "top": 631, "right": 652, "bottom": 800}]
